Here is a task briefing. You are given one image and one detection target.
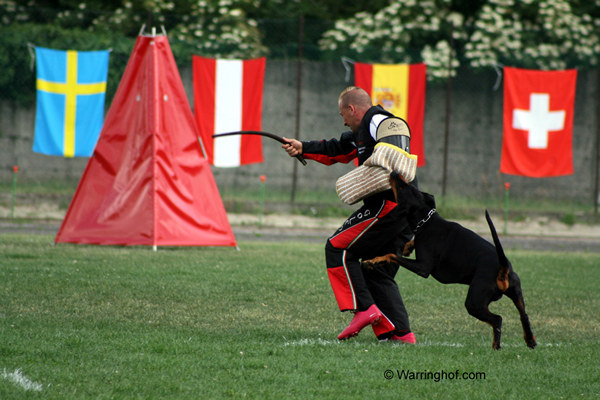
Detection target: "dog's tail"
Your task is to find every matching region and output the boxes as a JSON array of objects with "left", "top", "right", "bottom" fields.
[{"left": 485, "top": 210, "right": 510, "bottom": 292}]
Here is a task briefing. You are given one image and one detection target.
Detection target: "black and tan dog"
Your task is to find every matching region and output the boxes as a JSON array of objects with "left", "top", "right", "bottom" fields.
[{"left": 363, "top": 172, "right": 536, "bottom": 350}]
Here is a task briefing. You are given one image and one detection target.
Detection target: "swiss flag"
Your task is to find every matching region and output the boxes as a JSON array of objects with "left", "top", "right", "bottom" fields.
[
  {"left": 193, "top": 57, "right": 266, "bottom": 167},
  {"left": 500, "top": 67, "right": 577, "bottom": 177}
]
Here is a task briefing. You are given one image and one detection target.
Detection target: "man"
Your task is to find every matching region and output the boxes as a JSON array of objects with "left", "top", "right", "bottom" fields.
[{"left": 282, "top": 86, "right": 416, "bottom": 343}]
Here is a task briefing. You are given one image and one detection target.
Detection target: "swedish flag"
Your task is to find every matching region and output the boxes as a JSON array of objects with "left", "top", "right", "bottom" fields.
[{"left": 33, "top": 47, "right": 109, "bottom": 157}]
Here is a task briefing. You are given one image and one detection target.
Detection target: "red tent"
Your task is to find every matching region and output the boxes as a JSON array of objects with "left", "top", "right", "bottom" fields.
[{"left": 55, "top": 33, "right": 236, "bottom": 247}]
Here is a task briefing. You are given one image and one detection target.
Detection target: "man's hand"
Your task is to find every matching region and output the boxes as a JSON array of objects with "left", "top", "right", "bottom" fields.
[{"left": 282, "top": 137, "right": 303, "bottom": 157}]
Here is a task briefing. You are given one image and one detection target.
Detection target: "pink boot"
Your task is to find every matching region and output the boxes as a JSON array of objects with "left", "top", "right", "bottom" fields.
[
  {"left": 389, "top": 332, "right": 417, "bottom": 344},
  {"left": 338, "top": 304, "right": 382, "bottom": 340}
]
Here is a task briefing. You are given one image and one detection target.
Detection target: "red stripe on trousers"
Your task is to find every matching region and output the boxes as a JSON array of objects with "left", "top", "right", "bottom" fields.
[
  {"left": 328, "top": 200, "right": 397, "bottom": 249},
  {"left": 327, "top": 263, "right": 356, "bottom": 311}
]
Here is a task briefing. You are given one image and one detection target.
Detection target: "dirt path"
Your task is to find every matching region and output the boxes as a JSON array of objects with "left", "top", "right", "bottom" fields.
[{"left": 3, "top": 206, "right": 600, "bottom": 252}]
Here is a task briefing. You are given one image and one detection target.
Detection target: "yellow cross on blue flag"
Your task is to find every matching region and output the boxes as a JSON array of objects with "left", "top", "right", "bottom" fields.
[{"left": 33, "top": 47, "right": 109, "bottom": 157}]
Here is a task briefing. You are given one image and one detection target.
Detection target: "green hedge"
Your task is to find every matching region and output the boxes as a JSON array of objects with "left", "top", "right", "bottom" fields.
[{"left": 0, "top": 24, "right": 135, "bottom": 107}]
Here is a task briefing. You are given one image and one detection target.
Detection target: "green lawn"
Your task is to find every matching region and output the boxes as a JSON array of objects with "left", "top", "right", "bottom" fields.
[{"left": 1, "top": 235, "right": 598, "bottom": 399}]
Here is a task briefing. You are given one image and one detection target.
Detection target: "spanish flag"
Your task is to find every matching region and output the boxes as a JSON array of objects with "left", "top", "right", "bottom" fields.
[{"left": 355, "top": 63, "right": 426, "bottom": 166}]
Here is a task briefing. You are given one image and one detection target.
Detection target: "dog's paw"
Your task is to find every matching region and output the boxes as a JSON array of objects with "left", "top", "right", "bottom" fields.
[
  {"left": 402, "top": 240, "right": 415, "bottom": 257},
  {"left": 526, "top": 335, "right": 537, "bottom": 349},
  {"left": 361, "top": 254, "right": 400, "bottom": 269},
  {"left": 361, "top": 258, "right": 385, "bottom": 269}
]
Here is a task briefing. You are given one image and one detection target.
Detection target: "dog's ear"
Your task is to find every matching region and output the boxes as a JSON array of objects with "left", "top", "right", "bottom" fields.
[
  {"left": 390, "top": 171, "right": 409, "bottom": 188},
  {"left": 421, "top": 191, "right": 437, "bottom": 209},
  {"left": 389, "top": 171, "right": 410, "bottom": 203}
]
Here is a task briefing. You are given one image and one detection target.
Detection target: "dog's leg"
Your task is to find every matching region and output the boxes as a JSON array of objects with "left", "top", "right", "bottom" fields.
[
  {"left": 402, "top": 240, "right": 415, "bottom": 257},
  {"left": 361, "top": 253, "right": 399, "bottom": 269},
  {"left": 464, "top": 285, "right": 503, "bottom": 350},
  {"left": 395, "top": 257, "right": 433, "bottom": 278},
  {"left": 504, "top": 283, "right": 537, "bottom": 349},
  {"left": 362, "top": 253, "right": 432, "bottom": 278},
  {"left": 361, "top": 239, "right": 416, "bottom": 269}
]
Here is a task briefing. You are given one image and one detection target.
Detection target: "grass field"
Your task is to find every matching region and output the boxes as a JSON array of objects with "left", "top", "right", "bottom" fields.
[{"left": 1, "top": 234, "right": 599, "bottom": 399}]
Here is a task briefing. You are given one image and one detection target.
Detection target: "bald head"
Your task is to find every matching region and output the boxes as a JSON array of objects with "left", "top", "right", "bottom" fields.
[
  {"left": 338, "top": 86, "right": 373, "bottom": 110},
  {"left": 338, "top": 87, "right": 373, "bottom": 133}
]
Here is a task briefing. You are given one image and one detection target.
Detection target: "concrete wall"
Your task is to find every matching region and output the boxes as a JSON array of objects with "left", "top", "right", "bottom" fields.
[{"left": 1, "top": 61, "right": 598, "bottom": 204}]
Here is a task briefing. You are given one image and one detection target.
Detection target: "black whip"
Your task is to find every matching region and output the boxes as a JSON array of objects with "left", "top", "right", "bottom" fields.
[{"left": 212, "top": 130, "right": 307, "bottom": 165}]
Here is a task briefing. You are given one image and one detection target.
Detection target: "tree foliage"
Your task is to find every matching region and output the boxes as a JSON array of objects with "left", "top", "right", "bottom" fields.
[
  {"left": 464, "top": 0, "right": 600, "bottom": 70},
  {"left": 319, "top": 0, "right": 600, "bottom": 80},
  {"left": 1, "top": 0, "right": 600, "bottom": 106},
  {"left": 0, "top": 22, "right": 135, "bottom": 106},
  {"left": 319, "top": 0, "right": 463, "bottom": 79}
]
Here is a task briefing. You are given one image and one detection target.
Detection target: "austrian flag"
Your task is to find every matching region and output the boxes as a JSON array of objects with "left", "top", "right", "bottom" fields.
[
  {"left": 500, "top": 67, "right": 577, "bottom": 177},
  {"left": 193, "top": 56, "right": 266, "bottom": 167}
]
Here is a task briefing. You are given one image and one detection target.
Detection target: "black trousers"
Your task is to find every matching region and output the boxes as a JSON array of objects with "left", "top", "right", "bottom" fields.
[{"left": 325, "top": 193, "right": 413, "bottom": 336}]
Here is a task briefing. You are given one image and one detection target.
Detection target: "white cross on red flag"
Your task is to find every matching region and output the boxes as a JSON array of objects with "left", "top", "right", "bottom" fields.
[{"left": 500, "top": 67, "right": 577, "bottom": 177}]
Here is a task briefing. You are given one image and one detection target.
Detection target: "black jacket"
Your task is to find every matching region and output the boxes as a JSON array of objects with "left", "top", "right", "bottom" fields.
[{"left": 301, "top": 105, "right": 394, "bottom": 166}]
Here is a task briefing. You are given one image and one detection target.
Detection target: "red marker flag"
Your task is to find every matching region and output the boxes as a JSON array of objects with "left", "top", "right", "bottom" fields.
[
  {"left": 501, "top": 67, "right": 577, "bottom": 177},
  {"left": 193, "top": 57, "right": 266, "bottom": 167},
  {"left": 355, "top": 62, "right": 427, "bottom": 166}
]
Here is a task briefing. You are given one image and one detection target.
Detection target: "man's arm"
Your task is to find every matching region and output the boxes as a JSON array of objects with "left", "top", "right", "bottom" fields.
[{"left": 283, "top": 131, "right": 357, "bottom": 165}]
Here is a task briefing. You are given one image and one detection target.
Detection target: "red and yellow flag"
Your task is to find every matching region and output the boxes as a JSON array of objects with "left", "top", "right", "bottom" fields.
[{"left": 355, "top": 63, "right": 427, "bottom": 166}]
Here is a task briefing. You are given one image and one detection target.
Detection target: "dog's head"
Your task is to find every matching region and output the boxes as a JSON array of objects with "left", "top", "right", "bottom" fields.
[{"left": 389, "top": 171, "right": 436, "bottom": 212}]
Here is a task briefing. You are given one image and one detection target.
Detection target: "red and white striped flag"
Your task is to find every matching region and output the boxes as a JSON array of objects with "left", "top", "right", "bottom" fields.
[
  {"left": 355, "top": 62, "right": 427, "bottom": 166},
  {"left": 193, "top": 56, "right": 266, "bottom": 167}
]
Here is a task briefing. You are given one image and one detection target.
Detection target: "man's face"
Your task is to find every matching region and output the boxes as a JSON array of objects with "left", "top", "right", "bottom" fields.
[{"left": 339, "top": 103, "right": 360, "bottom": 133}]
